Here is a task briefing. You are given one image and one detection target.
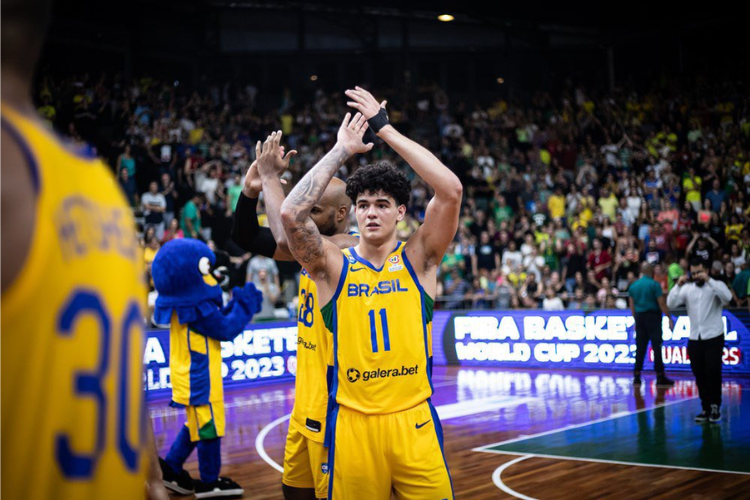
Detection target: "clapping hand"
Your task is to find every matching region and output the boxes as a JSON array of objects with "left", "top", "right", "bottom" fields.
[
  {"left": 336, "top": 112, "right": 374, "bottom": 155},
  {"left": 242, "top": 160, "right": 262, "bottom": 197},
  {"left": 344, "top": 86, "right": 387, "bottom": 120},
  {"left": 256, "top": 130, "right": 297, "bottom": 179}
]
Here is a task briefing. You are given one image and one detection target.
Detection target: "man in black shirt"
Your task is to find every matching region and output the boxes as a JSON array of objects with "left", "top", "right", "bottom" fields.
[
  {"left": 472, "top": 231, "right": 501, "bottom": 276},
  {"left": 468, "top": 209, "right": 489, "bottom": 241},
  {"left": 687, "top": 233, "right": 718, "bottom": 267},
  {"left": 562, "top": 243, "right": 587, "bottom": 293}
]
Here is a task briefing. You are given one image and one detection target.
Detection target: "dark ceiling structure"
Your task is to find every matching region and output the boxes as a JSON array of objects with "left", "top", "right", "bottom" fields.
[{"left": 41, "top": 1, "right": 745, "bottom": 98}]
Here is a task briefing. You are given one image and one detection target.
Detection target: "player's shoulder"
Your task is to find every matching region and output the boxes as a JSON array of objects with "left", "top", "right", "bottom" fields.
[
  {"left": 4, "top": 106, "right": 112, "bottom": 179},
  {"left": 1, "top": 121, "right": 37, "bottom": 292}
]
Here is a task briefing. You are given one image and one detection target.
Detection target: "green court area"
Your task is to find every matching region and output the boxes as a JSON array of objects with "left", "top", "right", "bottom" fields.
[{"left": 477, "top": 396, "right": 750, "bottom": 475}]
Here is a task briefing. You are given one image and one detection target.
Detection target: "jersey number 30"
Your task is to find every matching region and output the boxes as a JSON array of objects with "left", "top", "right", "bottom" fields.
[{"left": 56, "top": 289, "right": 144, "bottom": 478}]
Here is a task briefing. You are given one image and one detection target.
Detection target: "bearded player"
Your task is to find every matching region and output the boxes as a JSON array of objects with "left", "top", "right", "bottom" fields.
[{"left": 231, "top": 133, "right": 358, "bottom": 499}]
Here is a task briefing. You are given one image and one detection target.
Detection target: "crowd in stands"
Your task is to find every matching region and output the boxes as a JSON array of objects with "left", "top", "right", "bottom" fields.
[{"left": 34, "top": 74, "right": 750, "bottom": 316}]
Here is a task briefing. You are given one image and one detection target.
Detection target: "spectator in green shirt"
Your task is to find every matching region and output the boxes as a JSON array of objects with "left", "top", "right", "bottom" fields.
[
  {"left": 733, "top": 261, "right": 750, "bottom": 307},
  {"left": 227, "top": 173, "right": 243, "bottom": 213},
  {"left": 441, "top": 242, "right": 467, "bottom": 277},
  {"left": 667, "top": 257, "right": 687, "bottom": 290},
  {"left": 492, "top": 193, "right": 514, "bottom": 224},
  {"left": 181, "top": 192, "right": 202, "bottom": 239}
]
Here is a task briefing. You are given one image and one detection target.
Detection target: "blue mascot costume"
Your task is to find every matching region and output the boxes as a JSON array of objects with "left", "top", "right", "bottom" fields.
[{"left": 152, "top": 239, "right": 262, "bottom": 498}]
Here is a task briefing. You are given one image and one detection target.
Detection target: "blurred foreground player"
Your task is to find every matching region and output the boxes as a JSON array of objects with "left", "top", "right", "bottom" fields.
[
  {"left": 232, "top": 133, "right": 358, "bottom": 499},
  {"left": 280, "top": 89, "right": 462, "bottom": 499},
  {"left": 1, "top": 0, "right": 166, "bottom": 498}
]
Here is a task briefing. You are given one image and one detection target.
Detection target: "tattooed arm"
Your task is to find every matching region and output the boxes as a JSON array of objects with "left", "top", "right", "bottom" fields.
[{"left": 280, "top": 113, "right": 372, "bottom": 303}]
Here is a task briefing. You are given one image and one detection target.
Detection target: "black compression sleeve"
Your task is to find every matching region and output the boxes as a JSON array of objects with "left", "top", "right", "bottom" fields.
[{"left": 231, "top": 192, "right": 278, "bottom": 258}]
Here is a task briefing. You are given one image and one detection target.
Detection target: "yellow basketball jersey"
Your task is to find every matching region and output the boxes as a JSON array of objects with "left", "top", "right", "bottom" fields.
[
  {"left": 169, "top": 312, "right": 225, "bottom": 406},
  {"left": 321, "top": 241, "right": 435, "bottom": 415},
  {"left": 1, "top": 105, "right": 148, "bottom": 499},
  {"left": 290, "top": 269, "right": 332, "bottom": 442}
]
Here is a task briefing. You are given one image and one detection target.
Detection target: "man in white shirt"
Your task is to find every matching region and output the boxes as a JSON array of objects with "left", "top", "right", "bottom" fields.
[
  {"left": 198, "top": 167, "right": 220, "bottom": 205},
  {"left": 246, "top": 254, "right": 280, "bottom": 289},
  {"left": 667, "top": 260, "right": 732, "bottom": 423},
  {"left": 141, "top": 181, "right": 167, "bottom": 240}
]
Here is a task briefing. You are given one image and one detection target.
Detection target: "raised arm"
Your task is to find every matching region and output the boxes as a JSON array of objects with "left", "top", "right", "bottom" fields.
[
  {"left": 279, "top": 113, "right": 372, "bottom": 301},
  {"left": 256, "top": 134, "right": 296, "bottom": 258},
  {"left": 345, "top": 87, "right": 463, "bottom": 276},
  {"left": 685, "top": 232, "right": 699, "bottom": 256},
  {"left": 666, "top": 275, "right": 687, "bottom": 309},
  {"left": 230, "top": 160, "right": 279, "bottom": 257},
  {"left": 233, "top": 134, "right": 359, "bottom": 261}
]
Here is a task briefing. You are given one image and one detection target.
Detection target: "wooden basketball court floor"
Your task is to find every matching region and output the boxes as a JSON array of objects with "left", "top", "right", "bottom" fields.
[{"left": 150, "top": 366, "right": 750, "bottom": 499}]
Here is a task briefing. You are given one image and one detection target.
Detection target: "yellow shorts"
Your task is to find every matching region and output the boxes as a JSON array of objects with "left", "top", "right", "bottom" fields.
[
  {"left": 185, "top": 402, "right": 226, "bottom": 442},
  {"left": 282, "top": 424, "right": 329, "bottom": 499},
  {"left": 327, "top": 400, "right": 453, "bottom": 500}
]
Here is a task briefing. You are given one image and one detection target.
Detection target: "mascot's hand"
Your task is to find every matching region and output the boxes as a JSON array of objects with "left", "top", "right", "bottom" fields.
[
  {"left": 231, "top": 282, "right": 264, "bottom": 315},
  {"left": 190, "top": 283, "right": 264, "bottom": 341}
]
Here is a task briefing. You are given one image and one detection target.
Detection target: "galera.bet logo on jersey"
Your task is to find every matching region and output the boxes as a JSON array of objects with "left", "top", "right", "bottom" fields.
[{"left": 347, "top": 368, "right": 361, "bottom": 382}]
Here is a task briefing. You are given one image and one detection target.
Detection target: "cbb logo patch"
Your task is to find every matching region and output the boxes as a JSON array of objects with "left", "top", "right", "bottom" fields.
[
  {"left": 347, "top": 368, "right": 360, "bottom": 382},
  {"left": 389, "top": 255, "right": 400, "bottom": 264},
  {"left": 321, "top": 463, "right": 329, "bottom": 474}
]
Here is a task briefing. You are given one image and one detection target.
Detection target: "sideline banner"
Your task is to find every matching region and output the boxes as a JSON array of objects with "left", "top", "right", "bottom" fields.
[
  {"left": 144, "top": 321, "right": 298, "bottom": 397},
  {"left": 432, "top": 309, "right": 749, "bottom": 374},
  {"left": 144, "top": 310, "right": 750, "bottom": 397}
]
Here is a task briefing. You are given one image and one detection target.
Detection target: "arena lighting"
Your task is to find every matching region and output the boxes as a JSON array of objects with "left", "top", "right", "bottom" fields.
[
  {"left": 310, "top": 75, "right": 318, "bottom": 81},
  {"left": 437, "top": 14, "right": 454, "bottom": 22},
  {"left": 497, "top": 78, "right": 505, "bottom": 84}
]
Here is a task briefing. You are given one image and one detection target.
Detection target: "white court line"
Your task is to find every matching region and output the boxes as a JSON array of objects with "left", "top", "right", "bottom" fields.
[
  {"left": 437, "top": 396, "right": 538, "bottom": 421},
  {"left": 256, "top": 395, "right": 538, "bottom": 473},
  {"left": 255, "top": 414, "right": 291, "bottom": 473},
  {"left": 473, "top": 397, "right": 698, "bottom": 452},
  {"left": 475, "top": 395, "right": 750, "bottom": 477},
  {"left": 492, "top": 456, "right": 538, "bottom": 500},
  {"left": 485, "top": 450, "right": 750, "bottom": 477}
]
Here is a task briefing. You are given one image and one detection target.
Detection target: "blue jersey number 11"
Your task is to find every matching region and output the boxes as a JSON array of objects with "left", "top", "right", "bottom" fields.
[{"left": 368, "top": 308, "right": 390, "bottom": 353}]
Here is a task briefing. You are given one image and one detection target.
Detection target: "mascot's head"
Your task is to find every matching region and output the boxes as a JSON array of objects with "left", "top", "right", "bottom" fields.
[{"left": 152, "top": 239, "right": 224, "bottom": 324}]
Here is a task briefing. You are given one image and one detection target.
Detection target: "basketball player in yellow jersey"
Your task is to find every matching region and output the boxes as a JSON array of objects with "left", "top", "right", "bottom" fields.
[
  {"left": 279, "top": 92, "right": 462, "bottom": 499},
  {"left": 1, "top": 1, "right": 167, "bottom": 498},
  {"left": 232, "top": 132, "right": 358, "bottom": 499}
]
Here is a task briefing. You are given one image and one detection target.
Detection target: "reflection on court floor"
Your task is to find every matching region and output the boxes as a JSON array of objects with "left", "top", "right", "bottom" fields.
[{"left": 149, "top": 366, "right": 750, "bottom": 499}]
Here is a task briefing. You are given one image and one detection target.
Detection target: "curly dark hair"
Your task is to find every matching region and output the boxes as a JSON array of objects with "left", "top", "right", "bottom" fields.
[{"left": 345, "top": 161, "right": 410, "bottom": 207}]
